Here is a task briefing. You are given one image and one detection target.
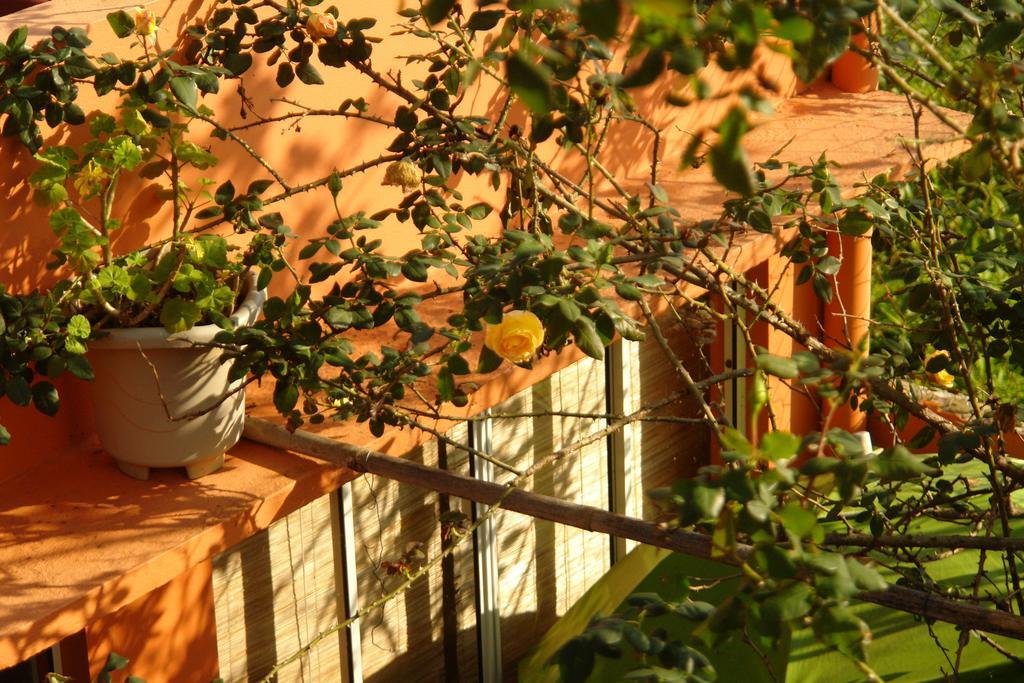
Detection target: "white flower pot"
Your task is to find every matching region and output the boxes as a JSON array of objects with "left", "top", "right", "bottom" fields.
[{"left": 87, "top": 272, "right": 266, "bottom": 480}]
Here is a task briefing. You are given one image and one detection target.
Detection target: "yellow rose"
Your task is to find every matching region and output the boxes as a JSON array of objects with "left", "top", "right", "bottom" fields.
[
  {"left": 307, "top": 12, "right": 339, "bottom": 39},
  {"left": 382, "top": 160, "right": 422, "bottom": 190},
  {"left": 132, "top": 6, "right": 158, "bottom": 38},
  {"left": 925, "top": 350, "right": 955, "bottom": 388},
  {"left": 485, "top": 310, "right": 544, "bottom": 363}
]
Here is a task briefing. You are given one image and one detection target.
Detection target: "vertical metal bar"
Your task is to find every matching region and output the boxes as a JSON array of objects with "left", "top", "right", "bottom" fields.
[
  {"left": 49, "top": 643, "right": 63, "bottom": 675},
  {"left": 606, "top": 340, "right": 630, "bottom": 563},
  {"left": 469, "top": 415, "right": 503, "bottom": 683},
  {"left": 437, "top": 441, "right": 462, "bottom": 682},
  {"left": 723, "top": 316, "right": 747, "bottom": 435},
  {"left": 333, "top": 483, "right": 363, "bottom": 682}
]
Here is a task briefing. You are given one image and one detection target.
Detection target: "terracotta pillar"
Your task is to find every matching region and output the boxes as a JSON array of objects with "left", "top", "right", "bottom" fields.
[
  {"left": 831, "top": 16, "right": 880, "bottom": 93},
  {"left": 824, "top": 230, "right": 873, "bottom": 432},
  {"left": 824, "top": 16, "right": 878, "bottom": 433},
  {"left": 751, "top": 254, "right": 822, "bottom": 439}
]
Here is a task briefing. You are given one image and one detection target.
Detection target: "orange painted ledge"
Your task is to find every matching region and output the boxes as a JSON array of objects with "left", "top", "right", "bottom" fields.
[{"left": 0, "top": 438, "right": 356, "bottom": 667}]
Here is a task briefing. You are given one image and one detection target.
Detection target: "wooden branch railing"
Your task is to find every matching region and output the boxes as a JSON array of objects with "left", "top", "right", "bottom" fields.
[{"left": 243, "top": 417, "right": 1024, "bottom": 641}]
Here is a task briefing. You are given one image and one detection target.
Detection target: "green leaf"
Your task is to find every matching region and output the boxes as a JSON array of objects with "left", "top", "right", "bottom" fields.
[
  {"left": 719, "top": 427, "right": 752, "bottom": 457},
  {"left": 111, "top": 138, "right": 142, "bottom": 170},
  {"left": 762, "top": 582, "right": 814, "bottom": 622},
  {"left": 159, "top": 298, "right": 201, "bottom": 333},
  {"left": 67, "top": 314, "right": 91, "bottom": 339},
  {"left": 465, "top": 202, "right": 492, "bottom": 220},
  {"left": 423, "top": 0, "right": 457, "bottom": 25},
  {"left": 682, "top": 482, "right": 725, "bottom": 522},
  {"left": 477, "top": 345, "right": 503, "bottom": 373},
  {"left": 674, "top": 600, "right": 714, "bottom": 621},
  {"left": 779, "top": 503, "right": 817, "bottom": 539},
  {"left": 63, "top": 103, "right": 86, "bottom": 126},
  {"left": 754, "top": 543, "right": 797, "bottom": 578},
  {"left": 6, "top": 376, "right": 31, "bottom": 407},
  {"left": 811, "top": 605, "right": 870, "bottom": 660},
  {"left": 931, "top": 0, "right": 983, "bottom": 24},
  {"left": 437, "top": 368, "right": 455, "bottom": 401},
  {"left": 775, "top": 16, "right": 815, "bottom": 42},
  {"left": 141, "top": 108, "right": 171, "bottom": 129},
  {"left": 276, "top": 63, "right": 295, "bottom": 88},
  {"left": 507, "top": 52, "right": 552, "bottom": 114},
  {"left": 622, "top": 49, "right": 666, "bottom": 88},
  {"left": 579, "top": 0, "right": 621, "bottom": 41},
  {"left": 557, "top": 636, "right": 595, "bottom": 683},
  {"left": 214, "top": 180, "right": 235, "bottom": 206},
  {"left": 106, "top": 11, "right": 135, "bottom": 39},
  {"left": 846, "top": 558, "right": 888, "bottom": 591},
  {"left": 7, "top": 26, "right": 28, "bottom": 51},
  {"left": 801, "top": 456, "right": 839, "bottom": 476},
  {"left": 710, "top": 108, "right": 755, "bottom": 196},
  {"left": 0, "top": 424, "right": 9, "bottom": 446},
  {"left": 870, "top": 445, "right": 940, "bottom": 481},
  {"left": 103, "top": 652, "right": 130, "bottom": 672},
  {"left": 760, "top": 431, "right": 801, "bottom": 461},
  {"left": 573, "top": 316, "right": 605, "bottom": 360},
  {"left": 222, "top": 52, "right": 253, "bottom": 77},
  {"left": 980, "top": 21, "right": 1024, "bottom": 54},
  {"left": 170, "top": 76, "right": 198, "bottom": 109},
  {"left": 67, "top": 355, "right": 94, "bottom": 381},
  {"left": 467, "top": 10, "right": 504, "bottom": 31},
  {"left": 838, "top": 208, "right": 873, "bottom": 236},
  {"left": 296, "top": 61, "right": 324, "bottom": 85},
  {"left": 756, "top": 353, "right": 799, "bottom": 379},
  {"left": 31, "top": 381, "right": 60, "bottom": 416},
  {"left": 817, "top": 255, "right": 841, "bottom": 276},
  {"left": 273, "top": 380, "right": 299, "bottom": 414},
  {"left": 623, "top": 624, "right": 650, "bottom": 654}
]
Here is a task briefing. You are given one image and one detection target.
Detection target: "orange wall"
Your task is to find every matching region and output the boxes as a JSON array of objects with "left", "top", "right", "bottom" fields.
[{"left": 85, "top": 560, "right": 219, "bottom": 682}]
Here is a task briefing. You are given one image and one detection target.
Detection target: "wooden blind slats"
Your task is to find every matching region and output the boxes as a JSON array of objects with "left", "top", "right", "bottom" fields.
[
  {"left": 353, "top": 426, "right": 477, "bottom": 683},
  {"left": 630, "top": 324, "right": 710, "bottom": 520},
  {"left": 211, "top": 330, "right": 708, "bottom": 682},
  {"left": 212, "top": 494, "right": 346, "bottom": 682},
  {"left": 488, "top": 357, "right": 610, "bottom": 678}
]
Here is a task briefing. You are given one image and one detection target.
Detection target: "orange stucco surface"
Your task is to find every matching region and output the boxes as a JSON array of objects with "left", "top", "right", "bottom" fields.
[{"left": 0, "top": 0, "right": 971, "bottom": 671}]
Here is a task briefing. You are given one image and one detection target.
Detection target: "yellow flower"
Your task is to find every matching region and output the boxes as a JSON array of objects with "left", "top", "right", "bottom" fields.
[
  {"left": 485, "top": 310, "right": 545, "bottom": 363},
  {"left": 382, "top": 160, "right": 422, "bottom": 190},
  {"left": 132, "top": 6, "right": 158, "bottom": 38},
  {"left": 307, "top": 12, "right": 339, "bottom": 39},
  {"left": 925, "top": 350, "right": 955, "bottom": 388}
]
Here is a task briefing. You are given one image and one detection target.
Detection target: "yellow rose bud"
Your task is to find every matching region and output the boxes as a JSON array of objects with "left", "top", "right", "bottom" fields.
[
  {"left": 382, "top": 160, "right": 423, "bottom": 190},
  {"left": 925, "top": 350, "right": 955, "bottom": 388},
  {"left": 484, "top": 310, "right": 545, "bottom": 364},
  {"left": 307, "top": 12, "right": 339, "bottom": 39},
  {"left": 132, "top": 6, "right": 158, "bottom": 38}
]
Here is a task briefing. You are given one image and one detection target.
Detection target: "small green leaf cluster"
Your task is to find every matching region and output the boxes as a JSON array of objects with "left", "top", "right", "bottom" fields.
[
  {"left": 557, "top": 592, "right": 716, "bottom": 682},
  {"left": 0, "top": 287, "right": 92, "bottom": 444}
]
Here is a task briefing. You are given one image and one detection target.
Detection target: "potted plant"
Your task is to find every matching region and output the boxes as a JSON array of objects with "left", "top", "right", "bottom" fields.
[{"left": 3, "top": 8, "right": 279, "bottom": 478}]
